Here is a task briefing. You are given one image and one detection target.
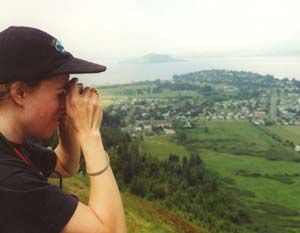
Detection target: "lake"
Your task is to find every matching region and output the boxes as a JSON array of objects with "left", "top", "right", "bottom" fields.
[{"left": 76, "top": 56, "right": 300, "bottom": 86}]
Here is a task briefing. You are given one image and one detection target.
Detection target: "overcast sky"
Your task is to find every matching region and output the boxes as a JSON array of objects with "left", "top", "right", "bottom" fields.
[{"left": 1, "top": 0, "right": 300, "bottom": 62}]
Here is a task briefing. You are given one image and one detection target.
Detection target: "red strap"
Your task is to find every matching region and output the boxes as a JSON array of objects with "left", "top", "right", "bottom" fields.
[{"left": 13, "top": 147, "right": 30, "bottom": 166}]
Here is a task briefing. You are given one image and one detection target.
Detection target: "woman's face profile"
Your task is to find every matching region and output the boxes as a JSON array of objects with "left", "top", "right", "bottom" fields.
[{"left": 22, "top": 74, "right": 70, "bottom": 139}]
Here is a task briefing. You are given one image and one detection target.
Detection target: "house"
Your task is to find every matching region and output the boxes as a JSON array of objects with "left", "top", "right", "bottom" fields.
[
  {"left": 252, "top": 120, "right": 265, "bottom": 126},
  {"left": 164, "top": 128, "right": 176, "bottom": 134},
  {"left": 254, "top": 111, "right": 266, "bottom": 119},
  {"left": 252, "top": 120, "right": 261, "bottom": 126},
  {"left": 182, "top": 121, "right": 192, "bottom": 128},
  {"left": 121, "top": 105, "right": 128, "bottom": 111},
  {"left": 162, "top": 112, "right": 170, "bottom": 119},
  {"left": 144, "top": 125, "right": 152, "bottom": 132},
  {"left": 135, "top": 126, "right": 142, "bottom": 132},
  {"left": 295, "top": 145, "right": 300, "bottom": 152}
]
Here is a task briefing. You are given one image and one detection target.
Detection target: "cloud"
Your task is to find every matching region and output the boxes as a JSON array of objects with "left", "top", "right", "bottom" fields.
[{"left": 1, "top": 0, "right": 300, "bottom": 60}]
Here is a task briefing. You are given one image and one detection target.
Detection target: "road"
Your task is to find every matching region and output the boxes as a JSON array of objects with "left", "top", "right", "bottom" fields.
[{"left": 269, "top": 89, "right": 278, "bottom": 122}]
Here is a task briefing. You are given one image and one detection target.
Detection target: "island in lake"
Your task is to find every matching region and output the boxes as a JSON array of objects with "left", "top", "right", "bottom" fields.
[{"left": 121, "top": 53, "right": 186, "bottom": 64}]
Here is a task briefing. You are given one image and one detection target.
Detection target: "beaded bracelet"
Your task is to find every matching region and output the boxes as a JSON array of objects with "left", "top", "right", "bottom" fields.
[{"left": 86, "top": 151, "right": 110, "bottom": 176}]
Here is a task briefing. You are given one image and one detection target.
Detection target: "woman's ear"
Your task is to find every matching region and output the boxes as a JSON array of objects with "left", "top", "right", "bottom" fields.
[{"left": 10, "top": 81, "right": 29, "bottom": 106}]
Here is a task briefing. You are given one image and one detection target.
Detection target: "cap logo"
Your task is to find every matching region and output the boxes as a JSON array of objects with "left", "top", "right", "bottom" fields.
[{"left": 53, "top": 39, "right": 65, "bottom": 53}]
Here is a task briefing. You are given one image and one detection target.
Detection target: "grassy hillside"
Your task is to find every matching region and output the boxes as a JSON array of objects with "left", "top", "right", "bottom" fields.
[
  {"left": 124, "top": 192, "right": 207, "bottom": 233},
  {"left": 50, "top": 175, "right": 206, "bottom": 233}
]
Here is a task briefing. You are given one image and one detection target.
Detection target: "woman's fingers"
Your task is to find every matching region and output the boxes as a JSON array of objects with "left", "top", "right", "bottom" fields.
[
  {"left": 92, "top": 91, "right": 103, "bottom": 129},
  {"left": 65, "top": 81, "right": 102, "bottom": 134},
  {"left": 67, "top": 78, "right": 80, "bottom": 99},
  {"left": 65, "top": 78, "right": 80, "bottom": 115}
]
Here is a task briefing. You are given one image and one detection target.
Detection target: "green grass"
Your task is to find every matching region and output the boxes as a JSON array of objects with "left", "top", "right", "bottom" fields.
[
  {"left": 50, "top": 175, "right": 206, "bottom": 233},
  {"left": 92, "top": 86, "right": 130, "bottom": 108},
  {"left": 183, "top": 120, "right": 299, "bottom": 161},
  {"left": 124, "top": 192, "right": 179, "bottom": 233},
  {"left": 124, "top": 191, "right": 207, "bottom": 233},
  {"left": 138, "top": 90, "right": 201, "bottom": 99},
  {"left": 266, "top": 125, "right": 300, "bottom": 145},
  {"left": 102, "top": 98, "right": 116, "bottom": 108},
  {"left": 98, "top": 83, "right": 152, "bottom": 93},
  {"left": 98, "top": 83, "right": 202, "bottom": 99},
  {"left": 211, "top": 83, "right": 238, "bottom": 92},
  {"left": 142, "top": 135, "right": 190, "bottom": 160},
  {"left": 198, "top": 149, "right": 300, "bottom": 233},
  {"left": 199, "top": 150, "right": 300, "bottom": 209},
  {"left": 112, "top": 90, "right": 201, "bottom": 99},
  {"left": 185, "top": 121, "right": 275, "bottom": 154}
]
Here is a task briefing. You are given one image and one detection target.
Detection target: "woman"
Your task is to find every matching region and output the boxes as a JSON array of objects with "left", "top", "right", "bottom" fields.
[{"left": 0, "top": 26, "right": 127, "bottom": 233}]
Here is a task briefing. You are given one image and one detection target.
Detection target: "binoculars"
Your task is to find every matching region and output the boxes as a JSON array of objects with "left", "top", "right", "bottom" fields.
[{"left": 77, "top": 83, "right": 83, "bottom": 94}]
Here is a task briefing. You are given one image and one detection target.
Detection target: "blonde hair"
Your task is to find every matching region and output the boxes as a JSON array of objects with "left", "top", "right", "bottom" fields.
[{"left": 0, "top": 82, "right": 13, "bottom": 102}]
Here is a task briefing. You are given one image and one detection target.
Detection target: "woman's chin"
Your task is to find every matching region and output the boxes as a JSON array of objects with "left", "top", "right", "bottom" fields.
[{"left": 42, "top": 126, "right": 58, "bottom": 139}]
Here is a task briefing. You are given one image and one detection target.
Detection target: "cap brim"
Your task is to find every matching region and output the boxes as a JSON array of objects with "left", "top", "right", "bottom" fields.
[{"left": 51, "top": 57, "right": 106, "bottom": 75}]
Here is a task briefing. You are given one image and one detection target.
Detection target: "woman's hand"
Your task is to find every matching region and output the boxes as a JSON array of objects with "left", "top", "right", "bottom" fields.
[{"left": 64, "top": 78, "right": 103, "bottom": 143}]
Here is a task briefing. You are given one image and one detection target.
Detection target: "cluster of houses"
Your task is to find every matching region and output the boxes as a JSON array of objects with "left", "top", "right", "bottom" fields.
[
  {"left": 201, "top": 93, "right": 300, "bottom": 126},
  {"left": 277, "top": 97, "right": 300, "bottom": 125},
  {"left": 110, "top": 83, "right": 300, "bottom": 138},
  {"left": 112, "top": 98, "right": 196, "bottom": 137},
  {"left": 201, "top": 98, "right": 268, "bottom": 125},
  {"left": 123, "top": 121, "right": 176, "bottom": 139}
]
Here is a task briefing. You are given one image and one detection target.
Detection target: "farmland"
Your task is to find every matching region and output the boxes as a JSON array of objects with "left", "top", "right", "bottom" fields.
[{"left": 142, "top": 121, "right": 300, "bottom": 232}]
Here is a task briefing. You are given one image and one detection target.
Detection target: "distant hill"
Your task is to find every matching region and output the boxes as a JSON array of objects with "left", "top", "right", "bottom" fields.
[
  {"left": 259, "top": 48, "right": 300, "bottom": 57},
  {"left": 121, "top": 53, "right": 186, "bottom": 64}
]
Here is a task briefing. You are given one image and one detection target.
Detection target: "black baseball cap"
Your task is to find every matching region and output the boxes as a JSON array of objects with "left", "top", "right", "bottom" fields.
[{"left": 0, "top": 26, "right": 106, "bottom": 83}]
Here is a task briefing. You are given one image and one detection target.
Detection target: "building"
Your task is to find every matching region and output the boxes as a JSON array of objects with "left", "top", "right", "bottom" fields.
[{"left": 254, "top": 111, "right": 266, "bottom": 119}]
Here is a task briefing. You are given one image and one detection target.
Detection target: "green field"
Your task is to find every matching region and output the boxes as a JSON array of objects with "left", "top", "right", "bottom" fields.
[
  {"left": 199, "top": 150, "right": 300, "bottom": 209},
  {"left": 182, "top": 120, "right": 300, "bottom": 161},
  {"left": 98, "top": 83, "right": 152, "bottom": 92},
  {"left": 142, "top": 121, "right": 300, "bottom": 232},
  {"left": 104, "top": 89, "right": 200, "bottom": 99},
  {"left": 142, "top": 135, "right": 190, "bottom": 160},
  {"left": 187, "top": 120, "right": 275, "bottom": 150},
  {"left": 266, "top": 125, "right": 300, "bottom": 145},
  {"left": 198, "top": 149, "right": 300, "bottom": 232},
  {"left": 95, "top": 86, "right": 128, "bottom": 108},
  {"left": 98, "top": 83, "right": 202, "bottom": 99},
  {"left": 212, "top": 83, "right": 238, "bottom": 93},
  {"left": 139, "top": 90, "right": 201, "bottom": 99}
]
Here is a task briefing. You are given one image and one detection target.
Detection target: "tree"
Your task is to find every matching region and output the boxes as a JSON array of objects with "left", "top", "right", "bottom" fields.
[{"left": 130, "top": 178, "right": 146, "bottom": 197}]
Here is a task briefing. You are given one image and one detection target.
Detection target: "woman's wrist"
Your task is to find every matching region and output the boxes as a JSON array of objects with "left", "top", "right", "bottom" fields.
[
  {"left": 79, "top": 132, "right": 108, "bottom": 172},
  {"left": 77, "top": 130, "right": 102, "bottom": 146},
  {"left": 79, "top": 132, "right": 106, "bottom": 155}
]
